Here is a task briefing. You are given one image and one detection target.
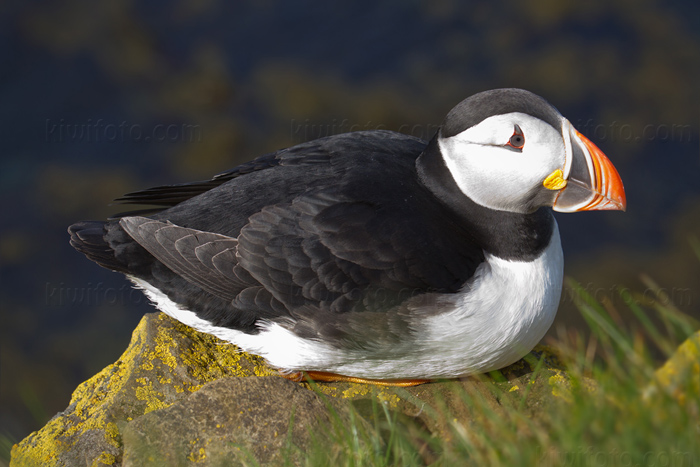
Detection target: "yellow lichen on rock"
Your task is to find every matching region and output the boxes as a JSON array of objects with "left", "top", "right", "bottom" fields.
[
  {"left": 12, "top": 318, "right": 154, "bottom": 466},
  {"left": 547, "top": 368, "right": 596, "bottom": 403},
  {"left": 11, "top": 313, "right": 276, "bottom": 467},
  {"left": 549, "top": 370, "right": 573, "bottom": 402},
  {"left": 163, "top": 315, "right": 275, "bottom": 382},
  {"left": 653, "top": 330, "right": 700, "bottom": 408},
  {"left": 306, "top": 380, "right": 401, "bottom": 408},
  {"left": 186, "top": 446, "right": 207, "bottom": 463},
  {"left": 134, "top": 377, "right": 170, "bottom": 414}
]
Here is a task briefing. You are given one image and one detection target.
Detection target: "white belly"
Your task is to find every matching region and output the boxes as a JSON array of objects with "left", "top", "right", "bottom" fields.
[
  {"left": 130, "top": 224, "right": 563, "bottom": 380},
  {"left": 417, "top": 225, "right": 564, "bottom": 375}
]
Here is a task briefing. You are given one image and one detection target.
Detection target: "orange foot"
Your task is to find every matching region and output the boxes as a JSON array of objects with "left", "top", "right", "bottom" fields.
[{"left": 280, "top": 370, "right": 431, "bottom": 387}]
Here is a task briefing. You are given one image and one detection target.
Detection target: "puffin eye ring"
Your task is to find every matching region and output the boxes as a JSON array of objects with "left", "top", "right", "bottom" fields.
[{"left": 505, "top": 124, "right": 525, "bottom": 151}]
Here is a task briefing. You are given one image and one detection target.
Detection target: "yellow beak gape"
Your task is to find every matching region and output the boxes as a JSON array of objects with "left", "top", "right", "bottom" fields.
[{"left": 543, "top": 169, "right": 568, "bottom": 191}]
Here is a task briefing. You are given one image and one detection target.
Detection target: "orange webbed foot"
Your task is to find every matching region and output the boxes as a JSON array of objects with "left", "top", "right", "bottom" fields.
[{"left": 280, "top": 370, "right": 431, "bottom": 387}]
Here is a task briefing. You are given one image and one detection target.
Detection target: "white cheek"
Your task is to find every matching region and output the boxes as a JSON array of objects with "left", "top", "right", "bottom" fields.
[
  {"left": 440, "top": 139, "right": 542, "bottom": 213},
  {"left": 438, "top": 115, "right": 567, "bottom": 213}
]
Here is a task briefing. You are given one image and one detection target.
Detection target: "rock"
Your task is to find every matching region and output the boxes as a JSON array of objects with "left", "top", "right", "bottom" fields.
[
  {"left": 11, "top": 312, "right": 575, "bottom": 466},
  {"left": 651, "top": 330, "right": 700, "bottom": 410},
  {"left": 121, "top": 377, "right": 349, "bottom": 466},
  {"left": 10, "top": 312, "right": 275, "bottom": 467}
]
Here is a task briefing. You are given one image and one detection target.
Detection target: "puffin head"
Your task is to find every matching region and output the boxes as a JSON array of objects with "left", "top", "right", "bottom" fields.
[{"left": 433, "top": 88, "right": 626, "bottom": 214}]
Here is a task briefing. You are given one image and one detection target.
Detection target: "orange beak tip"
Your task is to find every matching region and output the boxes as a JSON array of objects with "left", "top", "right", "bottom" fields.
[{"left": 572, "top": 130, "right": 627, "bottom": 212}]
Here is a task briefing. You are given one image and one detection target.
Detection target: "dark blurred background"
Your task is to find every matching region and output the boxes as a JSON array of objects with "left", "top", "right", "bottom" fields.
[{"left": 1, "top": 0, "right": 699, "bottom": 448}]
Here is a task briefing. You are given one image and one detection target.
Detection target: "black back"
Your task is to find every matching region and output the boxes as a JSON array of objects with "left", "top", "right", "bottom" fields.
[
  {"left": 71, "top": 131, "right": 490, "bottom": 335},
  {"left": 71, "top": 114, "right": 556, "bottom": 339}
]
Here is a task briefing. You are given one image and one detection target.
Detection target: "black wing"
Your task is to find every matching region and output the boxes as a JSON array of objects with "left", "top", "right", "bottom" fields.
[
  {"left": 73, "top": 131, "right": 486, "bottom": 336},
  {"left": 112, "top": 153, "right": 281, "bottom": 215}
]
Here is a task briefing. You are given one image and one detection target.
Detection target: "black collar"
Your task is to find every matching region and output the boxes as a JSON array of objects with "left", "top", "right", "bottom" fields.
[{"left": 416, "top": 135, "right": 554, "bottom": 261}]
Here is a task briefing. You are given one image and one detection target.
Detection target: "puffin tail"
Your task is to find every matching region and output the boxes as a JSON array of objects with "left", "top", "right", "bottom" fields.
[{"left": 68, "top": 220, "right": 130, "bottom": 274}]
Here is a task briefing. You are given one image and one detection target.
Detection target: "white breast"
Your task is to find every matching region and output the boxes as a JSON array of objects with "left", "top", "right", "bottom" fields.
[
  {"left": 129, "top": 223, "right": 563, "bottom": 380},
  {"left": 324, "top": 222, "right": 564, "bottom": 379},
  {"left": 417, "top": 223, "right": 564, "bottom": 376}
]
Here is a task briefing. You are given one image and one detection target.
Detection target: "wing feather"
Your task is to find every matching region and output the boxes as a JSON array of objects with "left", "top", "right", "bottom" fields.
[{"left": 120, "top": 217, "right": 242, "bottom": 301}]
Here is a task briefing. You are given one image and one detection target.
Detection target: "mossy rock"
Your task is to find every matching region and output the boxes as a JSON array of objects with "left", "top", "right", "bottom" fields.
[
  {"left": 120, "top": 376, "right": 351, "bottom": 466},
  {"left": 651, "top": 330, "right": 700, "bottom": 410},
  {"left": 10, "top": 313, "right": 275, "bottom": 467},
  {"left": 11, "top": 312, "right": 576, "bottom": 466}
]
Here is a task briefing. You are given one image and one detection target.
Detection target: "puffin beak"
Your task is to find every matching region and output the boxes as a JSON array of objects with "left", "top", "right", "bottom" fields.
[{"left": 550, "top": 122, "right": 627, "bottom": 212}]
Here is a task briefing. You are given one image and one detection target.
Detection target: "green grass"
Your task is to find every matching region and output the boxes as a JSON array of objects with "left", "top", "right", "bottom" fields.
[
  {"left": 294, "top": 276, "right": 699, "bottom": 466},
  {"left": 0, "top": 432, "right": 14, "bottom": 467}
]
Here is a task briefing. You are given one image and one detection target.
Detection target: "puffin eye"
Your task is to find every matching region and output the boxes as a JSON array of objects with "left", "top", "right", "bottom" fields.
[{"left": 505, "top": 124, "right": 525, "bottom": 151}]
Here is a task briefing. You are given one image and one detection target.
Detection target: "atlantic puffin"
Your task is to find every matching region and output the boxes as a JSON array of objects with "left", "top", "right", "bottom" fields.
[{"left": 69, "top": 89, "right": 626, "bottom": 385}]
